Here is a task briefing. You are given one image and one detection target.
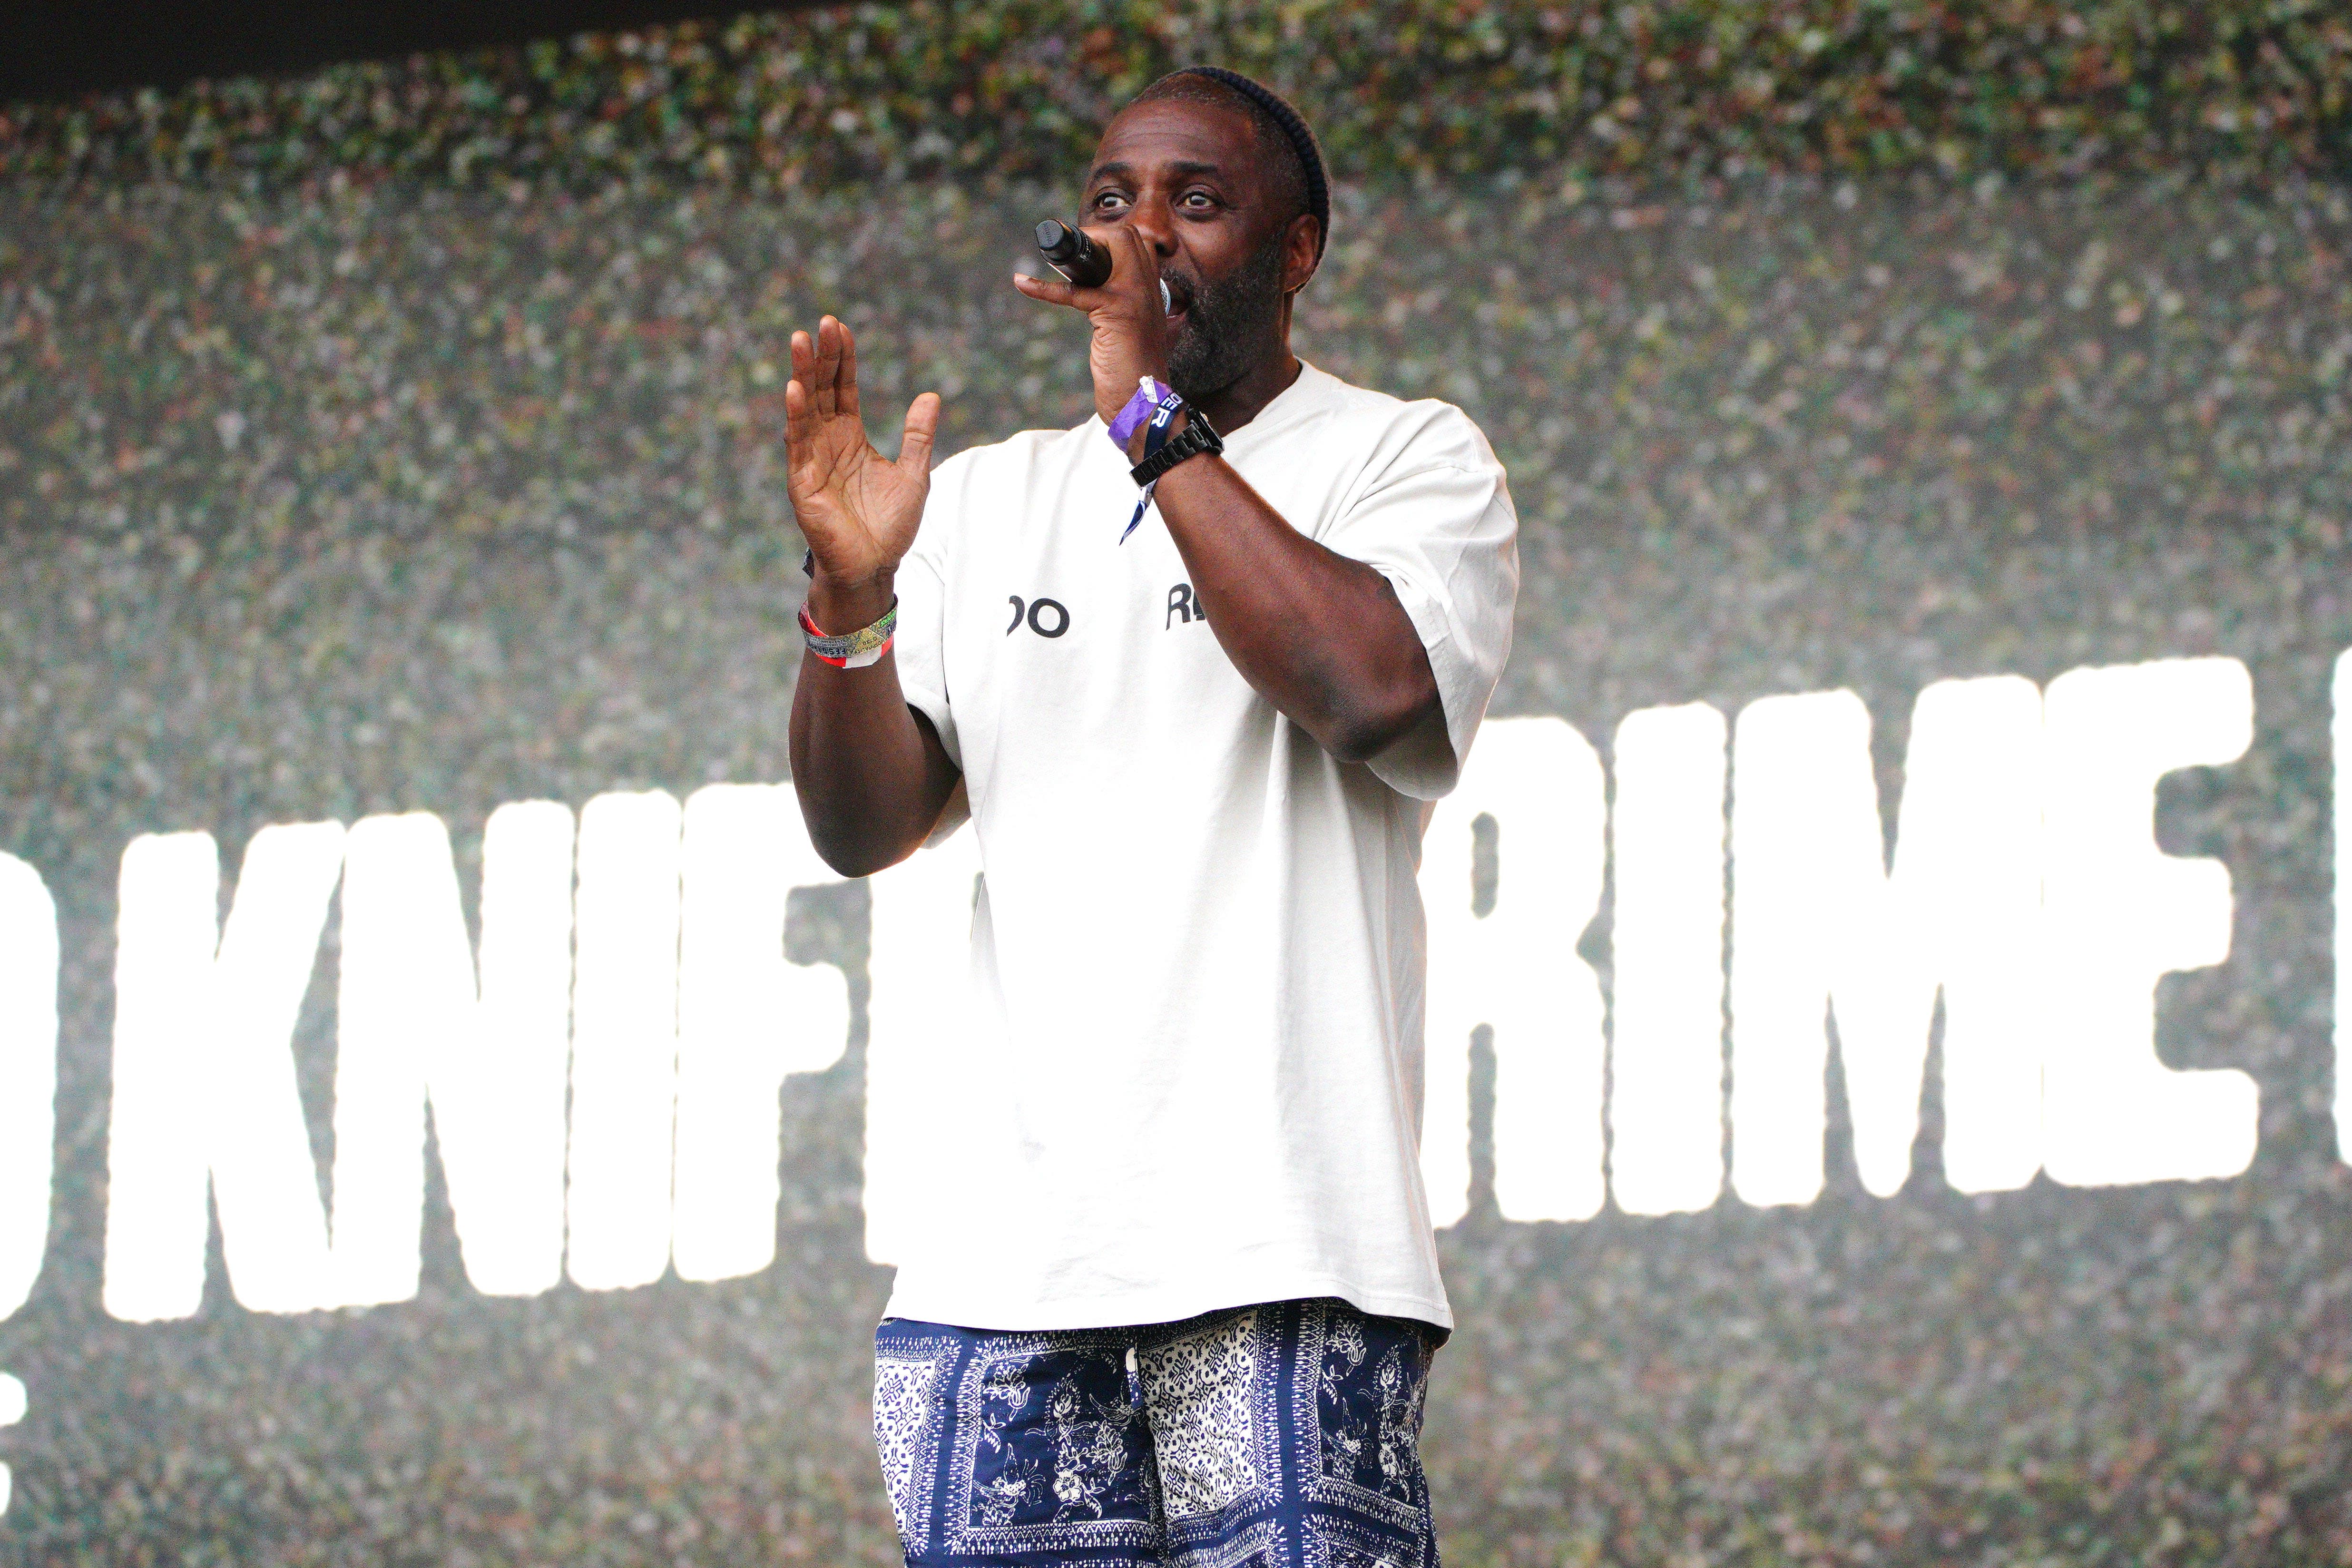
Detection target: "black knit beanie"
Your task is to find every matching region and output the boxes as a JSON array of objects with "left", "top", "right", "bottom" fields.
[{"left": 1169, "top": 66, "right": 1331, "bottom": 261}]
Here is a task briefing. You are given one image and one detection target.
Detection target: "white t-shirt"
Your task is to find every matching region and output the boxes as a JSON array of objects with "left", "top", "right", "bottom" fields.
[{"left": 879, "top": 362, "right": 1518, "bottom": 1332}]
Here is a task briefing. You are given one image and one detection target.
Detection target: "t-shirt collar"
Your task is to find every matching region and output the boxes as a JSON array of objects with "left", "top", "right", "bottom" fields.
[{"left": 1217, "top": 359, "right": 1333, "bottom": 455}]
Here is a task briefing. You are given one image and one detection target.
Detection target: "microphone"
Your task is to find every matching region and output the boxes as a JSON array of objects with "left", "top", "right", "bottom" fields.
[
  {"left": 1035, "top": 219, "right": 1111, "bottom": 287},
  {"left": 1034, "top": 219, "right": 1176, "bottom": 314}
]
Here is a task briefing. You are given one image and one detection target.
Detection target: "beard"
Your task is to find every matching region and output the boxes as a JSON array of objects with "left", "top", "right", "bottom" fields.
[{"left": 1164, "top": 229, "right": 1290, "bottom": 404}]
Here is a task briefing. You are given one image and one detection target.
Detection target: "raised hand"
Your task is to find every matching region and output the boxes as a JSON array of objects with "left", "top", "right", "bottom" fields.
[{"left": 785, "top": 316, "right": 941, "bottom": 624}]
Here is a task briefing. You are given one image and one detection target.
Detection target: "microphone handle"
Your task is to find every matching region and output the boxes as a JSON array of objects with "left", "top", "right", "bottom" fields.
[
  {"left": 1035, "top": 218, "right": 1113, "bottom": 288},
  {"left": 1034, "top": 219, "right": 1173, "bottom": 312}
]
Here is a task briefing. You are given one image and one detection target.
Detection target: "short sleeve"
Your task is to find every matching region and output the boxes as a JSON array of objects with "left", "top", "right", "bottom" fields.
[{"left": 1321, "top": 410, "right": 1520, "bottom": 800}]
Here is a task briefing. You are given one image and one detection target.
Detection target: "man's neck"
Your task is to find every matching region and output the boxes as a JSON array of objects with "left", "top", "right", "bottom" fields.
[{"left": 1191, "top": 348, "right": 1304, "bottom": 439}]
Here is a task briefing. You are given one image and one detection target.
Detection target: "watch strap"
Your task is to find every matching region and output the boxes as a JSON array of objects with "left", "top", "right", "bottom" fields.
[{"left": 1128, "top": 409, "right": 1222, "bottom": 485}]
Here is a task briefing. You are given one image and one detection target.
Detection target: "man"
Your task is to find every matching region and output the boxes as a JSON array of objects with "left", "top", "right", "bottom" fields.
[{"left": 785, "top": 66, "right": 1518, "bottom": 1568}]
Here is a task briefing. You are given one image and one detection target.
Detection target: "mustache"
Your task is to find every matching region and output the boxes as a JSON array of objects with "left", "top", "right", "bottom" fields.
[
  {"left": 1169, "top": 234, "right": 1288, "bottom": 321},
  {"left": 1162, "top": 235, "right": 1287, "bottom": 401}
]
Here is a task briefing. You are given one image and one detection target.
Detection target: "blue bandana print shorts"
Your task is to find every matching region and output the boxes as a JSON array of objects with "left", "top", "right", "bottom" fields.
[{"left": 872, "top": 1298, "right": 1445, "bottom": 1568}]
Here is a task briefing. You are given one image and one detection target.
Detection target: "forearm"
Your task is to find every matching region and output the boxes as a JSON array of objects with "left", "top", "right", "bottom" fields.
[
  {"left": 1154, "top": 456, "right": 1440, "bottom": 763},
  {"left": 788, "top": 574, "right": 960, "bottom": 876}
]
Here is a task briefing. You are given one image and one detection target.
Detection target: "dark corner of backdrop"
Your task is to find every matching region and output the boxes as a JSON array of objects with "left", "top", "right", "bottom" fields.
[{"left": 2, "top": 0, "right": 789, "bottom": 101}]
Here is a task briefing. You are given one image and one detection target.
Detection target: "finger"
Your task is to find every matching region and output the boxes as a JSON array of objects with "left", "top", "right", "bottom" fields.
[
  {"left": 1119, "top": 228, "right": 1156, "bottom": 311},
  {"left": 897, "top": 392, "right": 941, "bottom": 474},
  {"left": 836, "top": 320, "right": 862, "bottom": 419},
  {"left": 789, "top": 328, "right": 815, "bottom": 391},
  {"left": 1086, "top": 221, "right": 1153, "bottom": 291},
  {"left": 1113, "top": 222, "right": 1155, "bottom": 274},
  {"left": 814, "top": 316, "right": 842, "bottom": 417},
  {"left": 1114, "top": 225, "right": 1172, "bottom": 313},
  {"left": 1014, "top": 271, "right": 1084, "bottom": 309},
  {"left": 784, "top": 375, "right": 810, "bottom": 450}
]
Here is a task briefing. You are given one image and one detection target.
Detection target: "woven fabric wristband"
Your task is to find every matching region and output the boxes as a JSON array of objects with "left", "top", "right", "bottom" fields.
[
  {"left": 1119, "top": 391, "right": 1190, "bottom": 543},
  {"left": 799, "top": 597, "right": 897, "bottom": 669},
  {"left": 1108, "top": 376, "right": 1177, "bottom": 450}
]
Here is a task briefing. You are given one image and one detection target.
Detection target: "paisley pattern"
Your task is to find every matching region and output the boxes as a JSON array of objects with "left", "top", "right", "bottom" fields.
[
  {"left": 1317, "top": 1328, "right": 1430, "bottom": 1508},
  {"left": 963, "top": 1343, "right": 1156, "bottom": 1538},
  {"left": 875, "top": 1299, "right": 1442, "bottom": 1568},
  {"left": 875, "top": 1339, "right": 956, "bottom": 1542},
  {"left": 1137, "top": 1310, "right": 1260, "bottom": 1522}
]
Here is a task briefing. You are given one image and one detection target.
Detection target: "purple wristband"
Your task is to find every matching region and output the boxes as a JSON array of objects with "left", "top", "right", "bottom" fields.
[{"left": 1108, "top": 377, "right": 1177, "bottom": 449}]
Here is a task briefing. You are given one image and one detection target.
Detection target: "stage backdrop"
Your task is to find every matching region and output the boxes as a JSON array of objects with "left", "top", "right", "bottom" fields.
[{"left": 3, "top": 6, "right": 2352, "bottom": 1565}]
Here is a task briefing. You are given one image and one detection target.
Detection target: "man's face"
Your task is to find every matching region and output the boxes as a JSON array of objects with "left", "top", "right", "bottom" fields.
[{"left": 1083, "top": 98, "right": 1306, "bottom": 402}]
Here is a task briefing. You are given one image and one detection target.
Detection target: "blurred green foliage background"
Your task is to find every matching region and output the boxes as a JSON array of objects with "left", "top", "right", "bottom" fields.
[
  {"left": 4, "top": 0, "right": 2348, "bottom": 189},
  {"left": 3, "top": 4, "right": 2352, "bottom": 1567}
]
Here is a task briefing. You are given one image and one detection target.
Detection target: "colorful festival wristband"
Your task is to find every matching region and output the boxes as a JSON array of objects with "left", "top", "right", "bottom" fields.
[
  {"left": 1119, "top": 388, "right": 1189, "bottom": 543},
  {"left": 799, "top": 597, "right": 897, "bottom": 669},
  {"left": 1107, "top": 376, "right": 1177, "bottom": 450}
]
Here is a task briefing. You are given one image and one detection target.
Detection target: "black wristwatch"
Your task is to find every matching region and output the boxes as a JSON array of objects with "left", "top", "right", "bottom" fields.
[{"left": 1129, "top": 409, "right": 1223, "bottom": 485}]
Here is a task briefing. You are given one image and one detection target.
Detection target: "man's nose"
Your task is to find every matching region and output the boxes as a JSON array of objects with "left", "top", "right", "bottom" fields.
[{"left": 1125, "top": 193, "right": 1180, "bottom": 255}]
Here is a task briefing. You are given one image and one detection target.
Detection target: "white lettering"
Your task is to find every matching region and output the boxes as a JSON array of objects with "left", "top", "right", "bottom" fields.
[
  {"left": 103, "top": 825, "right": 345, "bottom": 1321},
  {"left": 565, "top": 791, "right": 683, "bottom": 1291},
  {"left": 0, "top": 856, "right": 57, "bottom": 1321},
  {"left": 2041, "top": 657, "right": 2256, "bottom": 1186},
  {"left": 1728, "top": 691, "right": 1865, "bottom": 1207},
  {"left": 78, "top": 649, "right": 2287, "bottom": 1321},
  {"left": 672, "top": 784, "right": 853, "bottom": 1284},
  {"left": 1915, "top": 679, "right": 2048, "bottom": 1195},
  {"left": 1729, "top": 679, "right": 2046, "bottom": 1205},
  {"left": 1607, "top": 703, "right": 1727, "bottom": 1217},
  {"left": 1422, "top": 717, "right": 1607, "bottom": 1225},
  {"left": 334, "top": 804, "right": 575, "bottom": 1303}
]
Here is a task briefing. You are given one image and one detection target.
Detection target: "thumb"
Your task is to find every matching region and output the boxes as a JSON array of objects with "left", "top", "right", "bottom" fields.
[{"left": 897, "top": 392, "right": 941, "bottom": 474}]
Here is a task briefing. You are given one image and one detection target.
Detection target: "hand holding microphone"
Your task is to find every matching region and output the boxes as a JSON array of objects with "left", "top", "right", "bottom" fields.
[
  {"left": 1018, "top": 220, "right": 1179, "bottom": 428},
  {"left": 1036, "top": 219, "right": 1175, "bottom": 315}
]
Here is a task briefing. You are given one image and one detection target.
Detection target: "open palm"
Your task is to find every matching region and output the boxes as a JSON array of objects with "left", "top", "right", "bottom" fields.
[{"left": 784, "top": 316, "right": 941, "bottom": 584}]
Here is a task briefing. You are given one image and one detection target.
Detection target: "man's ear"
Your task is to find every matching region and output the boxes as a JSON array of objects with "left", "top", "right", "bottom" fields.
[{"left": 1282, "top": 212, "right": 1322, "bottom": 296}]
